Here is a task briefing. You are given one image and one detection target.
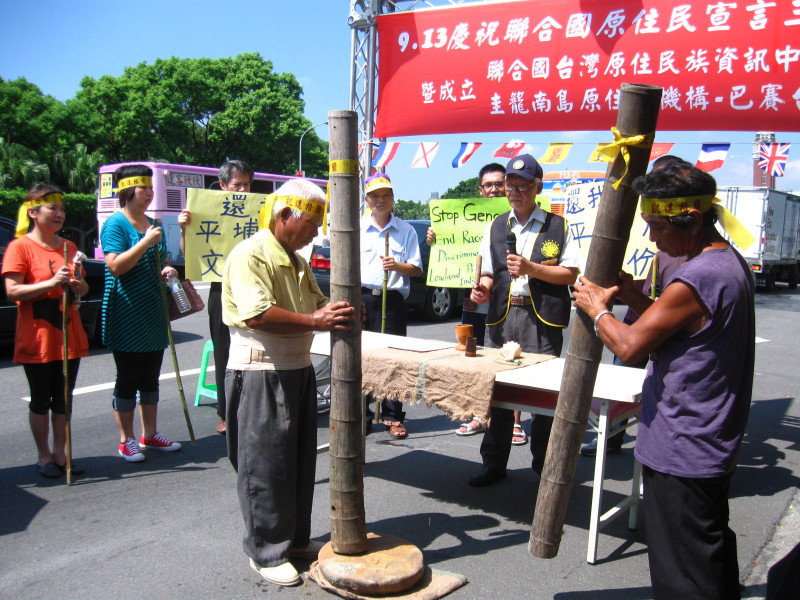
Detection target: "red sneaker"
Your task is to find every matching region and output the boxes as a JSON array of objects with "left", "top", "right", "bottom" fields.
[
  {"left": 139, "top": 432, "right": 181, "bottom": 452},
  {"left": 119, "top": 438, "right": 145, "bottom": 462}
]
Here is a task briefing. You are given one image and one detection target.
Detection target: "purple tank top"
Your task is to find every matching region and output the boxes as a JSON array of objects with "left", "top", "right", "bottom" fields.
[{"left": 636, "top": 246, "right": 755, "bottom": 478}]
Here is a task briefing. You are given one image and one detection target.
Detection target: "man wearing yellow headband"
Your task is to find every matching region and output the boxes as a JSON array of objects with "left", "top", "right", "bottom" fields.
[
  {"left": 360, "top": 173, "right": 422, "bottom": 440},
  {"left": 222, "top": 178, "right": 355, "bottom": 587},
  {"left": 572, "top": 163, "right": 755, "bottom": 599}
]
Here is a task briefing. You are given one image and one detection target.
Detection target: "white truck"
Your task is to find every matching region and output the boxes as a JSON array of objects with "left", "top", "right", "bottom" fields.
[{"left": 718, "top": 186, "right": 800, "bottom": 291}]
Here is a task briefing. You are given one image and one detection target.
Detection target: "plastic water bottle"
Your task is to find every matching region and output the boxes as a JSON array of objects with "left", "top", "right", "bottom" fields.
[
  {"left": 72, "top": 251, "right": 87, "bottom": 309},
  {"left": 166, "top": 273, "right": 191, "bottom": 313}
]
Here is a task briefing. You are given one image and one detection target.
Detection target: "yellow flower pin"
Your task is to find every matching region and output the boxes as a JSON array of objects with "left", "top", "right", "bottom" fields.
[{"left": 541, "top": 240, "right": 560, "bottom": 259}]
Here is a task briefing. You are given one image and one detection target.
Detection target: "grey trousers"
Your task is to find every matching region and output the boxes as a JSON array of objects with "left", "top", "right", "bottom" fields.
[
  {"left": 480, "top": 305, "right": 563, "bottom": 475},
  {"left": 225, "top": 366, "right": 317, "bottom": 567}
]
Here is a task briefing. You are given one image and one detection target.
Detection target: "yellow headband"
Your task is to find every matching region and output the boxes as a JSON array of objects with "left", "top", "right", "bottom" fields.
[
  {"left": 115, "top": 176, "right": 153, "bottom": 192},
  {"left": 274, "top": 194, "right": 328, "bottom": 235},
  {"left": 365, "top": 177, "right": 392, "bottom": 194},
  {"left": 640, "top": 193, "right": 756, "bottom": 249},
  {"left": 16, "top": 193, "right": 63, "bottom": 237}
]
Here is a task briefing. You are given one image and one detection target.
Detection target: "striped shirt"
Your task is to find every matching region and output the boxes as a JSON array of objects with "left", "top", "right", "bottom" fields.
[{"left": 100, "top": 211, "right": 169, "bottom": 352}]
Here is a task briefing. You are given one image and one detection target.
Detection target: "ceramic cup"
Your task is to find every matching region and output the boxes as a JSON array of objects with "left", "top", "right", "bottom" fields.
[{"left": 455, "top": 323, "right": 474, "bottom": 351}]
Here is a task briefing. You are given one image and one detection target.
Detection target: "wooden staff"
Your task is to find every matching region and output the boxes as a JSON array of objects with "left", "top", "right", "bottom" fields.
[
  {"left": 474, "top": 255, "right": 482, "bottom": 286},
  {"left": 381, "top": 230, "right": 389, "bottom": 334},
  {"left": 530, "top": 83, "right": 662, "bottom": 559},
  {"left": 153, "top": 245, "right": 196, "bottom": 444},
  {"left": 63, "top": 244, "right": 74, "bottom": 485}
]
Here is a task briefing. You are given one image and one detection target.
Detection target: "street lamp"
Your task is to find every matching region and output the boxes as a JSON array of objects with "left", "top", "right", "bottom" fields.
[{"left": 298, "top": 121, "right": 328, "bottom": 176}]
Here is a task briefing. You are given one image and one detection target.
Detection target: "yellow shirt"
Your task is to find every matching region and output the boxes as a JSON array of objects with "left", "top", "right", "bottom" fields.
[{"left": 222, "top": 228, "right": 327, "bottom": 370}]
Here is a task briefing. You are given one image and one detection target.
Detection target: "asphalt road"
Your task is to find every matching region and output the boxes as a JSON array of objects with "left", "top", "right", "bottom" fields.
[{"left": 1, "top": 284, "right": 798, "bottom": 599}]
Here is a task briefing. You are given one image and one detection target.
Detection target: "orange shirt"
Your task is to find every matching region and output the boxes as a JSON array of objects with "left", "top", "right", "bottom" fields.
[{"left": 1, "top": 236, "right": 89, "bottom": 363}]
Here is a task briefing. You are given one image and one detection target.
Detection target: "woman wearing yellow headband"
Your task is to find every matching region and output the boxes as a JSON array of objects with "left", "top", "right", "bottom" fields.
[
  {"left": 101, "top": 164, "right": 181, "bottom": 463},
  {"left": 572, "top": 163, "right": 755, "bottom": 599},
  {"left": 2, "top": 184, "right": 89, "bottom": 478}
]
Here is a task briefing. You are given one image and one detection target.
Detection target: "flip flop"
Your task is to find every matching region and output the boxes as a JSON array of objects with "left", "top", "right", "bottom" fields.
[
  {"left": 455, "top": 420, "right": 487, "bottom": 436},
  {"left": 57, "top": 462, "right": 85, "bottom": 476},
  {"left": 383, "top": 421, "right": 408, "bottom": 439},
  {"left": 511, "top": 424, "right": 528, "bottom": 446},
  {"left": 38, "top": 462, "right": 62, "bottom": 478}
]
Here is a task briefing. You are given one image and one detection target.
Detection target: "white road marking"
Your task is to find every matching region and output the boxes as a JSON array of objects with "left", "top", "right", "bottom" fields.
[{"left": 22, "top": 367, "right": 211, "bottom": 402}]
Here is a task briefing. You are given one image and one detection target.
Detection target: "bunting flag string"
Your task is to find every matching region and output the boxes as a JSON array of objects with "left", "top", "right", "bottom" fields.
[
  {"left": 371, "top": 141, "right": 401, "bottom": 168},
  {"left": 492, "top": 141, "right": 526, "bottom": 159},
  {"left": 649, "top": 143, "right": 675, "bottom": 162},
  {"left": 759, "top": 143, "right": 791, "bottom": 177},
  {"left": 588, "top": 144, "right": 612, "bottom": 163},
  {"left": 452, "top": 142, "right": 482, "bottom": 168},
  {"left": 696, "top": 143, "right": 731, "bottom": 173},
  {"left": 538, "top": 143, "right": 572, "bottom": 164},
  {"left": 411, "top": 142, "right": 439, "bottom": 168},
  {"left": 358, "top": 139, "right": 791, "bottom": 175}
]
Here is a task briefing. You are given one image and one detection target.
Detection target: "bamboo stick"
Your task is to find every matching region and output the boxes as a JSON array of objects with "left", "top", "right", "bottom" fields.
[
  {"left": 328, "top": 110, "right": 367, "bottom": 554},
  {"left": 530, "top": 83, "right": 662, "bottom": 559}
]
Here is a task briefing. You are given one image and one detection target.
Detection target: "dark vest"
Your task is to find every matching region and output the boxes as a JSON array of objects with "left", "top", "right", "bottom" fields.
[{"left": 486, "top": 210, "right": 572, "bottom": 328}]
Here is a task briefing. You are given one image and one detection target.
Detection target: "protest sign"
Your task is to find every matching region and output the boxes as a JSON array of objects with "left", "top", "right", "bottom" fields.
[
  {"left": 427, "top": 196, "right": 509, "bottom": 287},
  {"left": 564, "top": 182, "right": 657, "bottom": 278},
  {"left": 184, "top": 189, "right": 273, "bottom": 281},
  {"left": 427, "top": 183, "right": 657, "bottom": 288}
]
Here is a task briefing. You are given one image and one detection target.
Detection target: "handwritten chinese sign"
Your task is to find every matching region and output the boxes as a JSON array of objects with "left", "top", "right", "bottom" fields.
[
  {"left": 564, "top": 182, "right": 657, "bottom": 278},
  {"left": 375, "top": 0, "right": 799, "bottom": 135},
  {"left": 427, "top": 196, "right": 511, "bottom": 287},
  {"left": 184, "top": 189, "right": 273, "bottom": 281}
]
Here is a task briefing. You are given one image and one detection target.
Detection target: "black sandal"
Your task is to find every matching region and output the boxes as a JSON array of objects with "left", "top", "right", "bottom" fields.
[
  {"left": 38, "top": 462, "right": 62, "bottom": 478},
  {"left": 57, "top": 462, "right": 85, "bottom": 476}
]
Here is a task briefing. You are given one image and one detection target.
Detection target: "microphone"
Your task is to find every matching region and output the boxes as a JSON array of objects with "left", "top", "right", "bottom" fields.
[
  {"left": 506, "top": 231, "right": 517, "bottom": 256},
  {"left": 506, "top": 231, "right": 517, "bottom": 279}
]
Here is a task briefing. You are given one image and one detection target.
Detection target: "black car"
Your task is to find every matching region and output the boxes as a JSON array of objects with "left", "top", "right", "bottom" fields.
[
  {"left": 1, "top": 216, "right": 105, "bottom": 345},
  {"left": 311, "top": 219, "right": 464, "bottom": 322}
]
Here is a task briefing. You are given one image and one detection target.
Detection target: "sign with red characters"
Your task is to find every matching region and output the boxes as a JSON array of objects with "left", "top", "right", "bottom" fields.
[{"left": 374, "top": 0, "right": 800, "bottom": 137}]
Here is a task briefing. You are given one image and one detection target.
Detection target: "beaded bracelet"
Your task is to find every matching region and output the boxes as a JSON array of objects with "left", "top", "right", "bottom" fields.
[{"left": 593, "top": 309, "right": 613, "bottom": 338}]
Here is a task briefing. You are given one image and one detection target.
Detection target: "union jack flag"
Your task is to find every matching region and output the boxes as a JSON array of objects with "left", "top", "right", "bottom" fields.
[{"left": 759, "top": 143, "right": 791, "bottom": 177}]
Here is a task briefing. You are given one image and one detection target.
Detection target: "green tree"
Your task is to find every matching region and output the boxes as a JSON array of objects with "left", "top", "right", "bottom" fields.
[
  {"left": 441, "top": 176, "right": 480, "bottom": 199},
  {"left": 0, "top": 77, "right": 81, "bottom": 160},
  {"left": 51, "top": 143, "right": 106, "bottom": 194},
  {"left": 394, "top": 199, "right": 428, "bottom": 220},
  {"left": 73, "top": 54, "right": 328, "bottom": 177},
  {"left": 0, "top": 137, "right": 50, "bottom": 190}
]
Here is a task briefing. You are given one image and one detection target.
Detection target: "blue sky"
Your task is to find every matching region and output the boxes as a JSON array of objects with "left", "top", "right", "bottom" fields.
[{"left": 1, "top": 0, "right": 797, "bottom": 201}]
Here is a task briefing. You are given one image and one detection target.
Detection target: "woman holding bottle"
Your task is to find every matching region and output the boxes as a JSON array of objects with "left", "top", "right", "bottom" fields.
[
  {"left": 101, "top": 164, "right": 181, "bottom": 462},
  {"left": 2, "top": 184, "right": 89, "bottom": 477}
]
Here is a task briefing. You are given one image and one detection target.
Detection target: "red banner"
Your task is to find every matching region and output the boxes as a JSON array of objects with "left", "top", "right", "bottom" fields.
[{"left": 374, "top": 0, "right": 800, "bottom": 137}]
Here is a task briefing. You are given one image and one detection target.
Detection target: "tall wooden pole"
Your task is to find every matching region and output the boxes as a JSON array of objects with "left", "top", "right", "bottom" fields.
[
  {"left": 530, "top": 83, "right": 662, "bottom": 559},
  {"left": 328, "top": 110, "right": 367, "bottom": 554}
]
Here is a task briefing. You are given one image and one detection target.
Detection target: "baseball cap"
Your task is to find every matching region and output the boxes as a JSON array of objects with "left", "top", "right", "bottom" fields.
[
  {"left": 505, "top": 155, "right": 543, "bottom": 180},
  {"left": 365, "top": 173, "right": 393, "bottom": 194}
]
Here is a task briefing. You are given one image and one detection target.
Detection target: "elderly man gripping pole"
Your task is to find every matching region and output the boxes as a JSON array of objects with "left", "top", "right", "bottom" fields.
[
  {"left": 467, "top": 155, "right": 582, "bottom": 488},
  {"left": 222, "top": 178, "right": 356, "bottom": 587}
]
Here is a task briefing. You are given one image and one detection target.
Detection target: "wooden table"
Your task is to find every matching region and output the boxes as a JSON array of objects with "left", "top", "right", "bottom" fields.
[{"left": 311, "top": 333, "right": 646, "bottom": 564}]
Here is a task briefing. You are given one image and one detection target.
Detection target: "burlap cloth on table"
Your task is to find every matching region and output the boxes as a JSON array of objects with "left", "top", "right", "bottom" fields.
[
  {"left": 307, "top": 563, "right": 467, "bottom": 600},
  {"left": 361, "top": 346, "right": 554, "bottom": 423}
]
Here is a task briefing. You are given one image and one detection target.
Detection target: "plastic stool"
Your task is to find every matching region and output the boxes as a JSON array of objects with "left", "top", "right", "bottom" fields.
[{"left": 195, "top": 339, "right": 218, "bottom": 406}]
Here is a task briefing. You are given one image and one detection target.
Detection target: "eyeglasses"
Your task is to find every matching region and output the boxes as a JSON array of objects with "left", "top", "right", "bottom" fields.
[
  {"left": 505, "top": 183, "right": 533, "bottom": 194},
  {"left": 480, "top": 182, "right": 504, "bottom": 190}
]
